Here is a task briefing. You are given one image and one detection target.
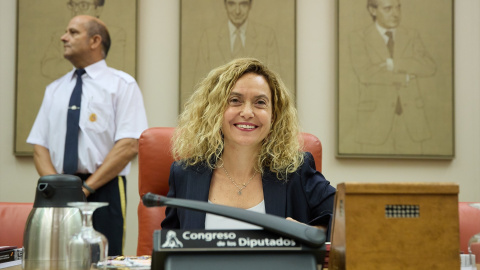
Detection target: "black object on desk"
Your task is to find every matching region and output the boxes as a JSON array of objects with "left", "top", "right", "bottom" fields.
[{"left": 142, "top": 192, "right": 326, "bottom": 270}]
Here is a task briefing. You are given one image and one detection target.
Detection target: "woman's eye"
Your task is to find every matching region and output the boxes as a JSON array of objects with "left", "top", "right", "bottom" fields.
[
  {"left": 255, "top": 99, "right": 268, "bottom": 107},
  {"left": 229, "top": 98, "right": 241, "bottom": 105}
]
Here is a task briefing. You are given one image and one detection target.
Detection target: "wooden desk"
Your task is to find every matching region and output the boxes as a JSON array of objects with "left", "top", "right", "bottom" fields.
[
  {"left": 8, "top": 262, "right": 480, "bottom": 269},
  {"left": 5, "top": 256, "right": 152, "bottom": 269}
]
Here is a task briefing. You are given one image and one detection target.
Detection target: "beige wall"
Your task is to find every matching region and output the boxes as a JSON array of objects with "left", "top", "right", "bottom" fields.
[{"left": 1, "top": 0, "right": 479, "bottom": 256}]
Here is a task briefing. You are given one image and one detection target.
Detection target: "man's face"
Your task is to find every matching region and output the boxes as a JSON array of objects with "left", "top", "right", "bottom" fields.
[
  {"left": 370, "top": 0, "right": 401, "bottom": 29},
  {"left": 67, "top": 0, "right": 103, "bottom": 18},
  {"left": 225, "top": 0, "right": 251, "bottom": 28},
  {"left": 61, "top": 16, "right": 92, "bottom": 64}
]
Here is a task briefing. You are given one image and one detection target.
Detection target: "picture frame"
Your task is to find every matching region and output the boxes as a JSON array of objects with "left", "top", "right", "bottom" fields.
[
  {"left": 179, "top": 0, "right": 296, "bottom": 111},
  {"left": 336, "top": 0, "right": 454, "bottom": 159},
  {"left": 14, "top": 0, "right": 137, "bottom": 155}
]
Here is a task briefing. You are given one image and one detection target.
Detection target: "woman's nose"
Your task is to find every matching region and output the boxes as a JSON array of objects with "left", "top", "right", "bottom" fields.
[{"left": 240, "top": 103, "right": 254, "bottom": 118}]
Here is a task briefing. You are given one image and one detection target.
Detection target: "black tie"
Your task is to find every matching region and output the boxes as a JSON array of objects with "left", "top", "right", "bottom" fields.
[
  {"left": 63, "top": 69, "right": 86, "bottom": 174},
  {"left": 386, "top": 31, "right": 394, "bottom": 58}
]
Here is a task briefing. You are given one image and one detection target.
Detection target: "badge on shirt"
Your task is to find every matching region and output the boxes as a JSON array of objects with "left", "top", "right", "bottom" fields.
[{"left": 89, "top": 113, "right": 97, "bottom": 122}]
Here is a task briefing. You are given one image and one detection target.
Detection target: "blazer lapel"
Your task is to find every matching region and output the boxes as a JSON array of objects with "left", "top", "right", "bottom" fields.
[
  {"left": 217, "top": 24, "right": 232, "bottom": 61},
  {"left": 244, "top": 23, "right": 258, "bottom": 56},
  {"left": 263, "top": 173, "right": 286, "bottom": 218},
  {"left": 184, "top": 166, "right": 212, "bottom": 229},
  {"left": 365, "top": 24, "right": 390, "bottom": 59},
  {"left": 394, "top": 26, "right": 409, "bottom": 58}
]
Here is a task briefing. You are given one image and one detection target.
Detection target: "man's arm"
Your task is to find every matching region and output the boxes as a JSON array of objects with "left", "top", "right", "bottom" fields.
[
  {"left": 33, "top": 144, "right": 57, "bottom": 176},
  {"left": 349, "top": 30, "right": 408, "bottom": 86},
  {"left": 82, "top": 138, "right": 139, "bottom": 197},
  {"left": 394, "top": 29, "right": 436, "bottom": 77}
]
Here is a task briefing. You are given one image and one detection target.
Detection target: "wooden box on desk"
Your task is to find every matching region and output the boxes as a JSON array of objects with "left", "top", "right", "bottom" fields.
[{"left": 329, "top": 182, "right": 460, "bottom": 270}]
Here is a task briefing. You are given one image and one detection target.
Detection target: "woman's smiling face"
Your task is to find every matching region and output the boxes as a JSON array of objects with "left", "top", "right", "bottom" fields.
[{"left": 222, "top": 72, "right": 273, "bottom": 149}]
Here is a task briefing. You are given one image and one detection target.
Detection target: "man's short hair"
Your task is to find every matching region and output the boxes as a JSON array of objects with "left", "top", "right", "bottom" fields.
[
  {"left": 367, "top": 0, "right": 378, "bottom": 20},
  {"left": 94, "top": 0, "right": 105, "bottom": 7},
  {"left": 86, "top": 19, "right": 111, "bottom": 58},
  {"left": 224, "top": 0, "right": 252, "bottom": 3},
  {"left": 367, "top": 0, "right": 378, "bottom": 8},
  {"left": 69, "top": 0, "right": 105, "bottom": 8}
]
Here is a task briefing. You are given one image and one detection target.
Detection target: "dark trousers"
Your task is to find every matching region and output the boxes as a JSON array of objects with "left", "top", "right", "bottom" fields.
[{"left": 76, "top": 174, "right": 126, "bottom": 256}]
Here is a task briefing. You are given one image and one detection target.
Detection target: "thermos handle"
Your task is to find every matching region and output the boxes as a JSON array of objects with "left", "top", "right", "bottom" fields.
[
  {"left": 33, "top": 174, "right": 84, "bottom": 207},
  {"left": 38, "top": 183, "right": 55, "bottom": 198}
]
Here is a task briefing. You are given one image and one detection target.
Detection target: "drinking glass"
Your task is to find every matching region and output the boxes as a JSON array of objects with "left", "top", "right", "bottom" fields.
[
  {"left": 469, "top": 203, "right": 480, "bottom": 269},
  {"left": 67, "top": 202, "right": 109, "bottom": 270}
]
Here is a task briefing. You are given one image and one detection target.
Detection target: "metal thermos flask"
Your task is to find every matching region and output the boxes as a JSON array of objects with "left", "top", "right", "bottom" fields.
[{"left": 23, "top": 174, "right": 85, "bottom": 270}]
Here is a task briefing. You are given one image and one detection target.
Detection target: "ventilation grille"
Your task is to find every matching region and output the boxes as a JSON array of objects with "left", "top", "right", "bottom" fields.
[{"left": 385, "top": 204, "right": 420, "bottom": 218}]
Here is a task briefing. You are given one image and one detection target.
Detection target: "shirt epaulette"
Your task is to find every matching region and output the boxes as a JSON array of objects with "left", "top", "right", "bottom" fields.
[{"left": 112, "top": 69, "right": 136, "bottom": 84}]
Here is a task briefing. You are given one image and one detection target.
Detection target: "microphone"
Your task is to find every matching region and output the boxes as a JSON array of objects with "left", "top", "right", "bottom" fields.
[{"left": 142, "top": 192, "right": 325, "bottom": 248}]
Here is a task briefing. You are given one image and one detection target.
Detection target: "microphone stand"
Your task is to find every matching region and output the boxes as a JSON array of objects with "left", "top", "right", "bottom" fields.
[{"left": 142, "top": 192, "right": 327, "bottom": 270}]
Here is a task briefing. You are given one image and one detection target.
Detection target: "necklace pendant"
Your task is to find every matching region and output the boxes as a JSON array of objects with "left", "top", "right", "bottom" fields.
[{"left": 238, "top": 190, "right": 242, "bottom": 195}]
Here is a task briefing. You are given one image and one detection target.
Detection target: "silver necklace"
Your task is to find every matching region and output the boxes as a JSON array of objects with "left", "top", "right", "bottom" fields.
[{"left": 221, "top": 165, "right": 257, "bottom": 195}]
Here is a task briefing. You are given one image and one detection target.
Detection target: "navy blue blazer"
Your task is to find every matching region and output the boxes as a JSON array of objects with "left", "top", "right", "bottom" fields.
[{"left": 161, "top": 152, "right": 336, "bottom": 237}]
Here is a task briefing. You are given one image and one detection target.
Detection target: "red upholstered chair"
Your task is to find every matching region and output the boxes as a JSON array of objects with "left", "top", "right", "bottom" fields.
[
  {"left": 459, "top": 202, "right": 480, "bottom": 254},
  {"left": 136, "top": 127, "right": 323, "bottom": 255},
  {"left": 0, "top": 202, "right": 33, "bottom": 247}
]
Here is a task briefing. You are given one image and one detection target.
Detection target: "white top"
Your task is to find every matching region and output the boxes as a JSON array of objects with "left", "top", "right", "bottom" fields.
[
  {"left": 205, "top": 200, "right": 266, "bottom": 230},
  {"left": 27, "top": 60, "right": 148, "bottom": 175}
]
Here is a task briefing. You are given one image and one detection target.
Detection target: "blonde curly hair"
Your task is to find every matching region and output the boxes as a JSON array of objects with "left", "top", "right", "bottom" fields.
[{"left": 172, "top": 58, "right": 304, "bottom": 181}]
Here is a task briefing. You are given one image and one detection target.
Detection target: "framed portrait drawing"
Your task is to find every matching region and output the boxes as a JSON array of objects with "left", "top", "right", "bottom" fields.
[
  {"left": 14, "top": 0, "right": 137, "bottom": 155},
  {"left": 336, "top": 0, "right": 454, "bottom": 159},
  {"left": 180, "top": 0, "right": 296, "bottom": 110}
]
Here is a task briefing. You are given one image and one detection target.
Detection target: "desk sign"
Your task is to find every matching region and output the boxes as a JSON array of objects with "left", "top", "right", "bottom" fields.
[
  {"left": 154, "top": 229, "right": 302, "bottom": 251},
  {"left": 152, "top": 230, "right": 326, "bottom": 270}
]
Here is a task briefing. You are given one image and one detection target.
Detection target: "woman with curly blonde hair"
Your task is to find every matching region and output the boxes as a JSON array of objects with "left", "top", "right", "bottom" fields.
[{"left": 162, "top": 58, "right": 335, "bottom": 235}]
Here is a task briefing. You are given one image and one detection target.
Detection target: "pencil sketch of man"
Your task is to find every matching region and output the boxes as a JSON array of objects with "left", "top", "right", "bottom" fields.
[
  {"left": 41, "top": 0, "right": 126, "bottom": 80},
  {"left": 349, "top": 0, "right": 436, "bottom": 155},
  {"left": 194, "top": 0, "right": 280, "bottom": 82}
]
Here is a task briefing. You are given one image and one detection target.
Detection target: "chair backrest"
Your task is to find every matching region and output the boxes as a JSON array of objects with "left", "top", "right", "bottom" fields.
[
  {"left": 136, "top": 127, "right": 323, "bottom": 255},
  {"left": 0, "top": 202, "right": 33, "bottom": 247},
  {"left": 458, "top": 202, "right": 480, "bottom": 253}
]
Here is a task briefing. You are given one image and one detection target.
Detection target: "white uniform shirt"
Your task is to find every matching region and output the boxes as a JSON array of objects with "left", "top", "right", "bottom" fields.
[{"left": 27, "top": 60, "right": 148, "bottom": 175}]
